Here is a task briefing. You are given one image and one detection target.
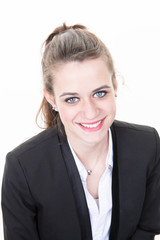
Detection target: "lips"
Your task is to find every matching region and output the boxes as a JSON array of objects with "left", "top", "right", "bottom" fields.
[
  {"left": 76, "top": 117, "right": 106, "bottom": 132},
  {"left": 80, "top": 120, "right": 102, "bottom": 128}
]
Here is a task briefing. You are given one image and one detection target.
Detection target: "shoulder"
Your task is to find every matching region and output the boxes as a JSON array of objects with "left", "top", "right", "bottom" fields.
[
  {"left": 8, "top": 126, "right": 60, "bottom": 159},
  {"left": 112, "top": 120, "right": 160, "bottom": 147},
  {"left": 112, "top": 120, "right": 156, "bottom": 133},
  {"left": 112, "top": 120, "right": 160, "bottom": 170},
  {"left": 4, "top": 127, "right": 67, "bottom": 186},
  {"left": 112, "top": 120, "right": 159, "bottom": 137}
]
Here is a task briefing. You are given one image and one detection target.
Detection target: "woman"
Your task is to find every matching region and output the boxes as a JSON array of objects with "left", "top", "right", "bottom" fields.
[{"left": 1, "top": 23, "right": 160, "bottom": 240}]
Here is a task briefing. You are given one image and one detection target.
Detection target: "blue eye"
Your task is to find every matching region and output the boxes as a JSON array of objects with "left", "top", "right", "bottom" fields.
[
  {"left": 65, "top": 97, "right": 79, "bottom": 104},
  {"left": 94, "top": 91, "right": 107, "bottom": 98}
]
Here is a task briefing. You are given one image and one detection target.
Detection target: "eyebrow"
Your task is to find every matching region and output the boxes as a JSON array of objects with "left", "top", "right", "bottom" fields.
[
  {"left": 59, "top": 85, "right": 111, "bottom": 97},
  {"left": 92, "top": 85, "right": 111, "bottom": 93}
]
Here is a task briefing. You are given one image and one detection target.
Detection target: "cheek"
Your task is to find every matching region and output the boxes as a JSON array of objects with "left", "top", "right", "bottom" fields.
[
  {"left": 58, "top": 106, "right": 77, "bottom": 124},
  {"left": 104, "top": 98, "right": 116, "bottom": 113}
]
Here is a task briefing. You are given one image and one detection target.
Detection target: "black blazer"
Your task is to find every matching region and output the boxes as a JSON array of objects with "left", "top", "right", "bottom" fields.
[{"left": 1, "top": 120, "right": 160, "bottom": 240}]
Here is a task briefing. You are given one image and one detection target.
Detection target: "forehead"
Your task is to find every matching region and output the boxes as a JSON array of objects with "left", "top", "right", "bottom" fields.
[{"left": 53, "top": 59, "right": 112, "bottom": 92}]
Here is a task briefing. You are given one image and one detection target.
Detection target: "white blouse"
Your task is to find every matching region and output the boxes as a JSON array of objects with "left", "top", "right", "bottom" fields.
[{"left": 68, "top": 129, "right": 113, "bottom": 240}]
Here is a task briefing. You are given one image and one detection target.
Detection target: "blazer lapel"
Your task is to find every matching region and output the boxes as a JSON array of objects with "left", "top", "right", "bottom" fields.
[
  {"left": 109, "top": 123, "right": 120, "bottom": 240},
  {"left": 58, "top": 132, "right": 92, "bottom": 240},
  {"left": 111, "top": 121, "right": 150, "bottom": 239}
]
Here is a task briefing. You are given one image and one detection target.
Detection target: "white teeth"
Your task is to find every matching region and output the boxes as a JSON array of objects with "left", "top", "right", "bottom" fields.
[{"left": 81, "top": 120, "right": 101, "bottom": 128}]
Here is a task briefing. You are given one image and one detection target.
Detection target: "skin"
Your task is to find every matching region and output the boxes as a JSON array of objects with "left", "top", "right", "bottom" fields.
[{"left": 44, "top": 58, "right": 117, "bottom": 198}]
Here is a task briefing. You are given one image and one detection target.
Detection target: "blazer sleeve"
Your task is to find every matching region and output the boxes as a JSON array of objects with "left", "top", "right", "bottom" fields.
[
  {"left": 132, "top": 129, "right": 160, "bottom": 240},
  {"left": 1, "top": 152, "right": 40, "bottom": 239}
]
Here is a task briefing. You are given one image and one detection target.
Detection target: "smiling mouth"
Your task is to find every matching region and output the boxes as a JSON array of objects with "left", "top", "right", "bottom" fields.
[
  {"left": 80, "top": 120, "right": 102, "bottom": 128},
  {"left": 77, "top": 117, "right": 106, "bottom": 130}
]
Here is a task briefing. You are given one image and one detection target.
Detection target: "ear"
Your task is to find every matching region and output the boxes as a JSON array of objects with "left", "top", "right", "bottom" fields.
[
  {"left": 113, "top": 79, "right": 118, "bottom": 96},
  {"left": 43, "top": 88, "right": 56, "bottom": 107}
]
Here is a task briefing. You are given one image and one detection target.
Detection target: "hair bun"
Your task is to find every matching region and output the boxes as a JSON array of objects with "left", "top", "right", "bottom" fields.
[{"left": 45, "top": 23, "right": 87, "bottom": 46}]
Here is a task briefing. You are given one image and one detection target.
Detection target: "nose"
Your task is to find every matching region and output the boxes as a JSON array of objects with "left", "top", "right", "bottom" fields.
[{"left": 81, "top": 99, "right": 99, "bottom": 120}]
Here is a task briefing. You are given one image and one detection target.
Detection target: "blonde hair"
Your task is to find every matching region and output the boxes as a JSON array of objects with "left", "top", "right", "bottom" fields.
[{"left": 37, "top": 23, "right": 116, "bottom": 130}]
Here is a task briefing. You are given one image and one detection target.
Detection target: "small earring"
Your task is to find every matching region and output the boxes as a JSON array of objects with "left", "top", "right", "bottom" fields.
[
  {"left": 52, "top": 106, "right": 58, "bottom": 112},
  {"left": 115, "top": 94, "right": 117, "bottom": 97}
]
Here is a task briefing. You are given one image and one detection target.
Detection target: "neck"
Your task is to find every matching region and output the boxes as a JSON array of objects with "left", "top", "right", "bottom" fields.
[{"left": 67, "top": 132, "right": 109, "bottom": 167}]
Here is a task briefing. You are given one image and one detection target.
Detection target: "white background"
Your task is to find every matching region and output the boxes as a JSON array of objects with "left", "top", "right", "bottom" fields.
[{"left": 0, "top": 0, "right": 160, "bottom": 238}]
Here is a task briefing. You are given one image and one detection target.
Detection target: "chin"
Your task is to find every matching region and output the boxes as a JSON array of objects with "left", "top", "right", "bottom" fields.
[{"left": 80, "top": 130, "right": 108, "bottom": 145}]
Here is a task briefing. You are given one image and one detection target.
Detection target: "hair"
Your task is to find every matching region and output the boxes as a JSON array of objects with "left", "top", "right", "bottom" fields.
[{"left": 36, "top": 23, "right": 116, "bottom": 130}]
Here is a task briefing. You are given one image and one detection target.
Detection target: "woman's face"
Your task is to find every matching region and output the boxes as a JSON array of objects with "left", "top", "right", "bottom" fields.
[{"left": 45, "top": 58, "right": 117, "bottom": 146}]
